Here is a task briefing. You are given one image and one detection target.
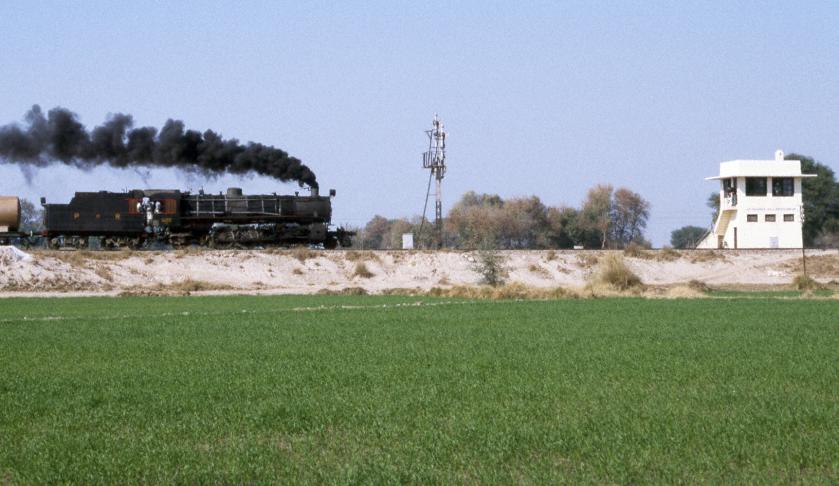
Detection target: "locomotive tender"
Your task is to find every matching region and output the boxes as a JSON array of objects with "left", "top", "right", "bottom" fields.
[{"left": 39, "top": 187, "right": 353, "bottom": 249}]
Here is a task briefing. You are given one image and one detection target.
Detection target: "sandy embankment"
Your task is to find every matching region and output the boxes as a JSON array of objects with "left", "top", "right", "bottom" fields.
[{"left": 0, "top": 247, "right": 837, "bottom": 297}]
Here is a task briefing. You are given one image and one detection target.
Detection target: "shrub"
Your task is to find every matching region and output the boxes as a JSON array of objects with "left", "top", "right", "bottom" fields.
[
  {"left": 793, "top": 274, "right": 819, "bottom": 290},
  {"left": 591, "top": 253, "right": 642, "bottom": 290},
  {"left": 575, "top": 253, "right": 599, "bottom": 268},
  {"left": 688, "top": 251, "right": 725, "bottom": 263},
  {"left": 427, "top": 283, "right": 571, "bottom": 300},
  {"left": 472, "top": 249, "right": 507, "bottom": 287},
  {"left": 623, "top": 242, "right": 650, "bottom": 259},
  {"left": 657, "top": 247, "right": 682, "bottom": 261},
  {"left": 94, "top": 265, "right": 114, "bottom": 282},
  {"left": 169, "top": 279, "right": 233, "bottom": 293},
  {"left": 528, "top": 263, "right": 549, "bottom": 277},
  {"left": 345, "top": 251, "right": 380, "bottom": 262},
  {"left": 317, "top": 287, "right": 368, "bottom": 295},
  {"left": 687, "top": 279, "right": 711, "bottom": 293},
  {"left": 291, "top": 247, "right": 319, "bottom": 262},
  {"left": 352, "top": 262, "right": 375, "bottom": 279}
]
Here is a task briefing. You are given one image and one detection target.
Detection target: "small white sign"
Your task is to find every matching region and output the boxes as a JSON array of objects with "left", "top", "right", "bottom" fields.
[{"left": 402, "top": 233, "right": 414, "bottom": 250}]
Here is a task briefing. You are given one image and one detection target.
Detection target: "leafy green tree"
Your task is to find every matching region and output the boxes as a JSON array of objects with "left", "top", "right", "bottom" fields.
[
  {"left": 787, "top": 153, "right": 839, "bottom": 246},
  {"left": 670, "top": 225, "right": 707, "bottom": 249},
  {"left": 545, "top": 206, "right": 578, "bottom": 248},
  {"left": 386, "top": 218, "right": 413, "bottom": 249},
  {"left": 707, "top": 191, "right": 720, "bottom": 224},
  {"left": 446, "top": 192, "right": 505, "bottom": 249},
  {"left": 472, "top": 241, "right": 507, "bottom": 286},
  {"left": 359, "top": 215, "right": 391, "bottom": 249}
]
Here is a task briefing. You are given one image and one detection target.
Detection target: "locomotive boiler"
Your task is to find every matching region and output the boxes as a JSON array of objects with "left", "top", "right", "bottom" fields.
[
  {"left": 0, "top": 196, "right": 22, "bottom": 245},
  {"left": 41, "top": 187, "right": 353, "bottom": 249}
]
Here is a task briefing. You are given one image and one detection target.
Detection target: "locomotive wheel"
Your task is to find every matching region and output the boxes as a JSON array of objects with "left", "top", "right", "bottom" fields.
[{"left": 324, "top": 237, "right": 338, "bottom": 250}]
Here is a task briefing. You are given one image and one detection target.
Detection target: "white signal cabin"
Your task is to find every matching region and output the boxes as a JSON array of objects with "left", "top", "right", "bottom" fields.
[{"left": 698, "top": 150, "right": 816, "bottom": 249}]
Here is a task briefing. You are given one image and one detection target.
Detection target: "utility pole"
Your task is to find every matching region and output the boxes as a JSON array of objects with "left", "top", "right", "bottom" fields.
[
  {"left": 800, "top": 205, "right": 807, "bottom": 279},
  {"left": 422, "top": 114, "right": 447, "bottom": 248}
]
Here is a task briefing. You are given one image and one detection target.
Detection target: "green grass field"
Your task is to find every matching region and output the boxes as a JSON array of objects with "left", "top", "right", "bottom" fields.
[{"left": 1, "top": 295, "right": 838, "bottom": 483}]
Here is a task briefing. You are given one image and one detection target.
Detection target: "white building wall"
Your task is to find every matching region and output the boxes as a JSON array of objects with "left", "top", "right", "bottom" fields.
[
  {"left": 730, "top": 177, "right": 803, "bottom": 249},
  {"left": 698, "top": 154, "right": 811, "bottom": 249}
]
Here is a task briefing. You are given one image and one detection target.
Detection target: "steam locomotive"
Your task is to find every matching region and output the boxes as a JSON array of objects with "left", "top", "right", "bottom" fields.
[{"left": 1, "top": 188, "right": 353, "bottom": 249}]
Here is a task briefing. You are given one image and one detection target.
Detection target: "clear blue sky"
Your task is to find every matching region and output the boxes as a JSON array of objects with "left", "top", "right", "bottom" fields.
[{"left": 2, "top": 1, "right": 838, "bottom": 245}]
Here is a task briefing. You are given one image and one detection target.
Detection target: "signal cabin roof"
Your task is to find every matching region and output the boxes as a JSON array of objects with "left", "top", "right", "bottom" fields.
[{"left": 706, "top": 159, "right": 817, "bottom": 180}]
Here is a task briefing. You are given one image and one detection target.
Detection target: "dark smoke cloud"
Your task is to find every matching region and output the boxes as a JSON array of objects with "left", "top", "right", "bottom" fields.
[{"left": 0, "top": 105, "right": 318, "bottom": 188}]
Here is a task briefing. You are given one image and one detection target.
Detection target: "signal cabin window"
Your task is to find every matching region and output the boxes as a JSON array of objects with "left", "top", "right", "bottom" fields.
[
  {"left": 723, "top": 178, "right": 736, "bottom": 194},
  {"left": 784, "top": 214, "right": 795, "bottom": 222},
  {"left": 765, "top": 214, "right": 776, "bottom": 222},
  {"left": 772, "top": 177, "right": 794, "bottom": 197},
  {"left": 747, "top": 214, "right": 758, "bottom": 222},
  {"left": 745, "top": 177, "right": 768, "bottom": 196}
]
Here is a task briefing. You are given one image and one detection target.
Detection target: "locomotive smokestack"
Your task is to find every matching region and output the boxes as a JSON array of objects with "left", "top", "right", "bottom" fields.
[
  {"left": 0, "top": 105, "right": 318, "bottom": 188},
  {"left": 311, "top": 187, "right": 319, "bottom": 197}
]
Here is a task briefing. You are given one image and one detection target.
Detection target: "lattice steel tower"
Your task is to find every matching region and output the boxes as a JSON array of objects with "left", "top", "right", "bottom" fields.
[{"left": 422, "top": 114, "right": 447, "bottom": 248}]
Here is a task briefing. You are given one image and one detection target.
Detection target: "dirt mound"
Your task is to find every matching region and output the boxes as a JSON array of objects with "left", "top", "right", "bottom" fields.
[{"left": 0, "top": 248, "right": 835, "bottom": 297}]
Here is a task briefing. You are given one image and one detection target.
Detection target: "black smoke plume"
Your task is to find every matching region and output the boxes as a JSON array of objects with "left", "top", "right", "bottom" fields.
[{"left": 0, "top": 105, "right": 318, "bottom": 188}]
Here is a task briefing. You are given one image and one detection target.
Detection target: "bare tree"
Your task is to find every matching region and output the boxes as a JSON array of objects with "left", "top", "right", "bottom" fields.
[
  {"left": 610, "top": 188, "right": 650, "bottom": 247},
  {"left": 19, "top": 198, "right": 44, "bottom": 233},
  {"left": 579, "top": 184, "right": 613, "bottom": 249}
]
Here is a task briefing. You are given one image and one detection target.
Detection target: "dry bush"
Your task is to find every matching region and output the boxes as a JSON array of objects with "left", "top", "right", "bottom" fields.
[
  {"left": 789, "top": 255, "right": 839, "bottom": 277},
  {"left": 437, "top": 276, "right": 451, "bottom": 285},
  {"left": 792, "top": 274, "right": 819, "bottom": 290},
  {"left": 120, "top": 279, "right": 235, "bottom": 296},
  {"left": 656, "top": 247, "right": 682, "bottom": 262},
  {"left": 291, "top": 247, "right": 320, "bottom": 263},
  {"left": 317, "top": 287, "right": 368, "bottom": 295},
  {"left": 345, "top": 251, "right": 380, "bottom": 263},
  {"left": 77, "top": 250, "right": 133, "bottom": 261},
  {"left": 527, "top": 263, "right": 550, "bottom": 277},
  {"left": 544, "top": 250, "right": 557, "bottom": 261},
  {"left": 166, "top": 279, "right": 234, "bottom": 293},
  {"left": 687, "top": 250, "right": 726, "bottom": 263},
  {"left": 661, "top": 285, "right": 707, "bottom": 299},
  {"left": 46, "top": 249, "right": 137, "bottom": 267},
  {"left": 575, "top": 253, "right": 600, "bottom": 268},
  {"left": 49, "top": 251, "right": 90, "bottom": 268},
  {"left": 686, "top": 279, "right": 711, "bottom": 293},
  {"left": 589, "top": 253, "right": 642, "bottom": 291},
  {"left": 623, "top": 242, "right": 652, "bottom": 259},
  {"left": 380, "top": 287, "right": 422, "bottom": 296},
  {"left": 94, "top": 265, "right": 114, "bottom": 282},
  {"left": 292, "top": 268, "right": 304, "bottom": 276},
  {"left": 174, "top": 247, "right": 200, "bottom": 259},
  {"left": 427, "top": 282, "right": 572, "bottom": 300},
  {"left": 352, "top": 262, "right": 375, "bottom": 279},
  {"left": 2, "top": 274, "right": 98, "bottom": 293}
]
